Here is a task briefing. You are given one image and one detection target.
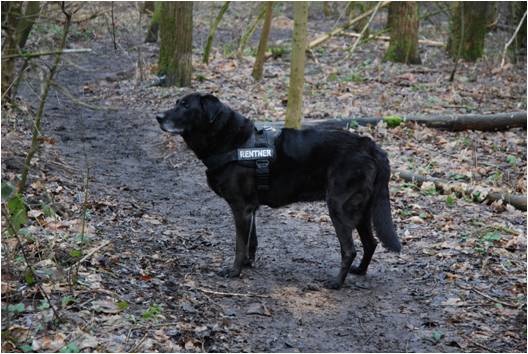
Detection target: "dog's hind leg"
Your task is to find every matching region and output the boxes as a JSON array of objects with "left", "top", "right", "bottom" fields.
[
  {"left": 326, "top": 200, "right": 358, "bottom": 289},
  {"left": 350, "top": 213, "right": 377, "bottom": 275},
  {"left": 219, "top": 205, "right": 255, "bottom": 278}
]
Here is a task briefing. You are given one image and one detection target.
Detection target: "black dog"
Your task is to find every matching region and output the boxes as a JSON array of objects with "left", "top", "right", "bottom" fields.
[{"left": 156, "top": 93, "right": 400, "bottom": 289}]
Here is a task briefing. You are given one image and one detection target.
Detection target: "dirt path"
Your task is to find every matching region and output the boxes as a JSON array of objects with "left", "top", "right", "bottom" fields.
[{"left": 32, "top": 42, "right": 480, "bottom": 353}]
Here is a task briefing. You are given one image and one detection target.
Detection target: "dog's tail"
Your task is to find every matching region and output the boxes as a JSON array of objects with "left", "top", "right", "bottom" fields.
[{"left": 371, "top": 150, "right": 401, "bottom": 253}]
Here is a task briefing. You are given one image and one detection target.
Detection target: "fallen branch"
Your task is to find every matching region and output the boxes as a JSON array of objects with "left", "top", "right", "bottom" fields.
[
  {"left": 1, "top": 48, "right": 92, "bottom": 60},
  {"left": 258, "top": 112, "right": 527, "bottom": 132},
  {"left": 307, "top": 1, "right": 390, "bottom": 50},
  {"left": 395, "top": 170, "right": 526, "bottom": 211},
  {"left": 342, "top": 32, "right": 444, "bottom": 47},
  {"left": 347, "top": 1, "right": 383, "bottom": 57},
  {"left": 264, "top": 1, "right": 390, "bottom": 60}
]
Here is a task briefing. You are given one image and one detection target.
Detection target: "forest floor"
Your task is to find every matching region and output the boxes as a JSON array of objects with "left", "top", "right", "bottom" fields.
[{"left": 1, "top": 2, "right": 527, "bottom": 353}]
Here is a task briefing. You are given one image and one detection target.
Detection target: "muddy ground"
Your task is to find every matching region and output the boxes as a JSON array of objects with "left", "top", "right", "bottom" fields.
[{"left": 2, "top": 2, "right": 527, "bottom": 353}]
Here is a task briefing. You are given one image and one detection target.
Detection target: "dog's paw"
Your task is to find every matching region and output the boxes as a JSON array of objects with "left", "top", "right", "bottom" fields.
[
  {"left": 242, "top": 257, "right": 255, "bottom": 268},
  {"left": 324, "top": 279, "right": 342, "bottom": 290},
  {"left": 349, "top": 266, "right": 367, "bottom": 275},
  {"left": 218, "top": 267, "right": 241, "bottom": 278}
]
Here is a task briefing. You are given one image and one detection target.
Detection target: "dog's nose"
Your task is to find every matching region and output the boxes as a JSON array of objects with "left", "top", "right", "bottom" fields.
[{"left": 155, "top": 114, "right": 164, "bottom": 123}]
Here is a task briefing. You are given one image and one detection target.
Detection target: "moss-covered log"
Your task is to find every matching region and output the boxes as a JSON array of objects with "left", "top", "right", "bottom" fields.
[
  {"left": 159, "top": 2, "right": 193, "bottom": 87},
  {"left": 258, "top": 112, "right": 527, "bottom": 132},
  {"left": 383, "top": 2, "right": 421, "bottom": 64},
  {"left": 447, "top": 2, "right": 490, "bottom": 61}
]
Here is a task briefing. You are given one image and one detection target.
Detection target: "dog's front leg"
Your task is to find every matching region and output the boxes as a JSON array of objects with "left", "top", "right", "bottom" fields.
[{"left": 219, "top": 205, "right": 254, "bottom": 278}]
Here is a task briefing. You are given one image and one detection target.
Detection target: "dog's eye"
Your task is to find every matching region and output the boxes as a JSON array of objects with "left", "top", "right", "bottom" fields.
[{"left": 181, "top": 100, "right": 189, "bottom": 108}]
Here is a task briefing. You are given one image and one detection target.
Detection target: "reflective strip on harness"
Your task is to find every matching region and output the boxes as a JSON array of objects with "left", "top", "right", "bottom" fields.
[{"left": 237, "top": 148, "right": 274, "bottom": 160}]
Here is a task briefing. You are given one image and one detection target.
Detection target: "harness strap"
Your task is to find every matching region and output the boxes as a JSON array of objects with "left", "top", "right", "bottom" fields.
[{"left": 202, "top": 127, "right": 276, "bottom": 192}]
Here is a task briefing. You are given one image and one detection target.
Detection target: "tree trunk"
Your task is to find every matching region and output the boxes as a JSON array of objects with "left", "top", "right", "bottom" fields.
[
  {"left": 237, "top": 3, "right": 266, "bottom": 57},
  {"left": 203, "top": 1, "right": 230, "bottom": 64},
  {"left": 16, "top": 1, "right": 40, "bottom": 49},
  {"left": 1, "top": 2, "right": 22, "bottom": 102},
  {"left": 510, "top": 1, "right": 527, "bottom": 61},
  {"left": 383, "top": 1, "right": 421, "bottom": 64},
  {"left": 285, "top": 2, "right": 309, "bottom": 129},
  {"left": 159, "top": 1, "right": 193, "bottom": 87},
  {"left": 447, "top": 2, "right": 490, "bottom": 61},
  {"left": 251, "top": 2, "right": 273, "bottom": 81},
  {"left": 145, "top": 1, "right": 161, "bottom": 43}
]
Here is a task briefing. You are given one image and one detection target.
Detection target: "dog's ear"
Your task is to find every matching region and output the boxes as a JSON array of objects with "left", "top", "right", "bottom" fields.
[{"left": 200, "top": 94, "right": 222, "bottom": 123}]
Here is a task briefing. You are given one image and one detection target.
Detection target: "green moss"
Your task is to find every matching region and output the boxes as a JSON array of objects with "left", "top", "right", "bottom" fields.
[{"left": 383, "top": 115, "right": 403, "bottom": 128}]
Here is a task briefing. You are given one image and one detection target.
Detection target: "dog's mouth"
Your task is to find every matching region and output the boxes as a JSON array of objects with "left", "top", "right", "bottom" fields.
[{"left": 157, "top": 118, "right": 184, "bottom": 135}]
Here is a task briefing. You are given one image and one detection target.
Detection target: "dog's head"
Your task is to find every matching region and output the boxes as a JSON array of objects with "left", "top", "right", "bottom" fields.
[{"left": 156, "top": 93, "right": 225, "bottom": 135}]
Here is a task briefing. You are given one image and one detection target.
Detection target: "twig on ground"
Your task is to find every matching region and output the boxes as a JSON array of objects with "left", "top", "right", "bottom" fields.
[
  {"left": 463, "top": 335, "right": 496, "bottom": 353},
  {"left": 65, "top": 240, "right": 111, "bottom": 273},
  {"left": 50, "top": 81, "right": 119, "bottom": 111},
  {"left": 457, "top": 284, "right": 519, "bottom": 308},
  {"left": 184, "top": 284, "right": 270, "bottom": 298}
]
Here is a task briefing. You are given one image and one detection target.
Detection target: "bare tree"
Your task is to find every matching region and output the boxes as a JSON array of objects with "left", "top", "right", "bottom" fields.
[
  {"left": 447, "top": 2, "right": 490, "bottom": 61},
  {"left": 159, "top": 2, "right": 193, "bottom": 87},
  {"left": 251, "top": 2, "right": 273, "bottom": 81},
  {"left": 285, "top": 2, "right": 309, "bottom": 129},
  {"left": 383, "top": 2, "right": 421, "bottom": 64}
]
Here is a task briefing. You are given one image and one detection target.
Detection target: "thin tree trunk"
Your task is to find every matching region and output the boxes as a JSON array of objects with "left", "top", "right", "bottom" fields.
[
  {"left": 159, "top": 2, "right": 193, "bottom": 87},
  {"left": 16, "top": 1, "right": 41, "bottom": 49},
  {"left": 285, "top": 2, "right": 309, "bottom": 129},
  {"left": 17, "top": 6, "right": 72, "bottom": 193},
  {"left": 383, "top": 2, "right": 421, "bottom": 64},
  {"left": 203, "top": 1, "right": 230, "bottom": 64},
  {"left": 2, "top": 2, "right": 22, "bottom": 102},
  {"left": 447, "top": 2, "right": 490, "bottom": 61},
  {"left": 510, "top": 1, "right": 527, "bottom": 61},
  {"left": 238, "top": 3, "right": 267, "bottom": 57},
  {"left": 145, "top": 1, "right": 161, "bottom": 43},
  {"left": 352, "top": 2, "right": 374, "bottom": 35},
  {"left": 251, "top": 2, "right": 273, "bottom": 81}
]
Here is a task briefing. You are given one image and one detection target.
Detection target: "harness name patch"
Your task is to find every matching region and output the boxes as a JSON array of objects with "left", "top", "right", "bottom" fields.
[{"left": 237, "top": 148, "right": 273, "bottom": 160}]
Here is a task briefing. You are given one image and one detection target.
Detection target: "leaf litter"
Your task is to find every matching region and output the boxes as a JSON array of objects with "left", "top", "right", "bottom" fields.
[{"left": 1, "top": 2, "right": 526, "bottom": 353}]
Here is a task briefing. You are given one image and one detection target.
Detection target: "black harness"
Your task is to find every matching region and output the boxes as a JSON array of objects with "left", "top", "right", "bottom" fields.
[{"left": 203, "top": 127, "right": 277, "bottom": 191}]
